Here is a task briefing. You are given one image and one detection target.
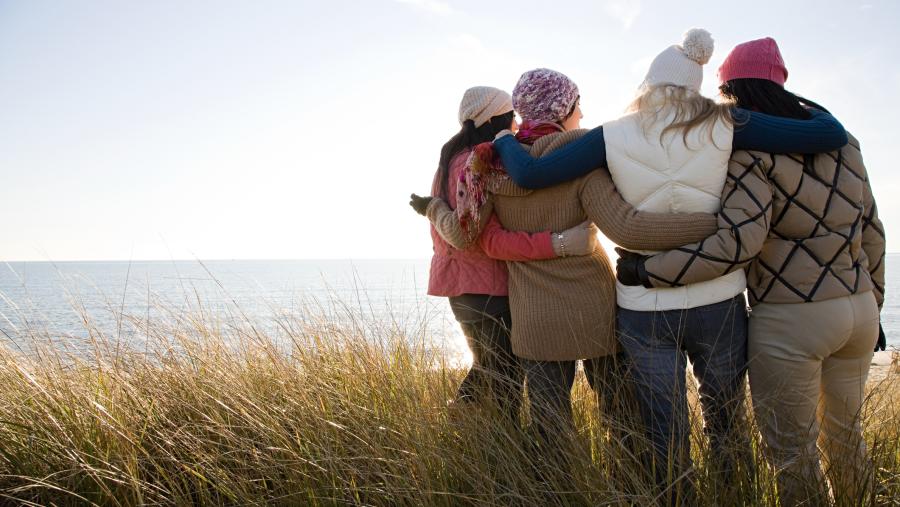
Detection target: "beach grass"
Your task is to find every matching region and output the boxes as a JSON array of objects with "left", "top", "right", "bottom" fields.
[{"left": 0, "top": 298, "right": 898, "bottom": 506}]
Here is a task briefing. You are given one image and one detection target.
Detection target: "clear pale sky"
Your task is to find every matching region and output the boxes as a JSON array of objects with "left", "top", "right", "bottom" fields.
[{"left": 2, "top": 0, "right": 898, "bottom": 261}]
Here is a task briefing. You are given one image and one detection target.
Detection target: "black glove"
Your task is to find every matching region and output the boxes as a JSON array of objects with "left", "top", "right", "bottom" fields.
[
  {"left": 615, "top": 247, "right": 650, "bottom": 287},
  {"left": 409, "top": 193, "right": 433, "bottom": 216},
  {"left": 875, "top": 323, "right": 886, "bottom": 352}
]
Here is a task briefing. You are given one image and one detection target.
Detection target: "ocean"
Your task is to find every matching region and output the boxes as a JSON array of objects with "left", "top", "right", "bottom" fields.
[
  {"left": 1, "top": 257, "right": 898, "bottom": 360},
  {"left": 0, "top": 259, "right": 472, "bottom": 362}
]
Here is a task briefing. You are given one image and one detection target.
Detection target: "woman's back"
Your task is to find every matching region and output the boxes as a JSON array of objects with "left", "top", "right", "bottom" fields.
[
  {"left": 489, "top": 129, "right": 720, "bottom": 361},
  {"left": 603, "top": 106, "right": 733, "bottom": 216},
  {"left": 491, "top": 130, "right": 619, "bottom": 361},
  {"left": 603, "top": 91, "right": 745, "bottom": 311},
  {"left": 745, "top": 134, "right": 882, "bottom": 306},
  {"left": 637, "top": 135, "right": 885, "bottom": 309},
  {"left": 427, "top": 150, "right": 509, "bottom": 297}
]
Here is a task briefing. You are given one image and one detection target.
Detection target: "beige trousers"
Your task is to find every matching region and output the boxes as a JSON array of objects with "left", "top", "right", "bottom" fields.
[{"left": 748, "top": 291, "right": 879, "bottom": 506}]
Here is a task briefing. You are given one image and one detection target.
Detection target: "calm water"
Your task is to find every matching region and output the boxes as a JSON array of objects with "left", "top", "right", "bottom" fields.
[
  {"left": 1, "top": 257, "right": 898, "bottom": 356},
  {"left": 0, "top": 259, "right": 467, "bottom": 359}
]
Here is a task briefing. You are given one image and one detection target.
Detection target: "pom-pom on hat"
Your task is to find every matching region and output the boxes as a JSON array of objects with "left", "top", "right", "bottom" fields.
[
  {"left": 458, "top": 86, "right": 514, "bottom": 128},
  {"left": 642, "top": 28, "right": 714, "bottom": 92},
  {"left": 512, "top": 68, "right": 580, "bottom": 124},
  {"left": 717, "top": 37, "right": 788, "bottom": 87}
]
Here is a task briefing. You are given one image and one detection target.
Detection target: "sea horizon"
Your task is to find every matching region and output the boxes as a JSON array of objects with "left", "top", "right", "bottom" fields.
[{"left": 2, "top": 257, "right": 899, "bottom": 352}]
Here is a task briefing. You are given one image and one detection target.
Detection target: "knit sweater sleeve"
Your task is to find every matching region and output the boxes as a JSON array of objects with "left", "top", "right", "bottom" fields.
[
  {"left": 733, "top": 108, "right": 848, "bottom": 153},
  {"left": 425, "top": 197, "right": 487, "bottom": 250},
  {"left": 578, "top": 169, "right": 719, "bottom": 251},
  {"left": 853, "top": 140, "right": 887, "bottom": 309},
  {"left": 493, "top": 127, "right": 607, "bottom": 189},
  {"left": 425, "top": 198, "right": 557, "bottom": 261},
  {"left": 642, "top": 151, "right": 773, "bottom": 287}
]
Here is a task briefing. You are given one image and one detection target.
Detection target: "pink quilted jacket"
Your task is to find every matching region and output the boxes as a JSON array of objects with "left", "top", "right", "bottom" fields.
[{"left": 427, "top": 150, "right": 555, "bottom": 297}]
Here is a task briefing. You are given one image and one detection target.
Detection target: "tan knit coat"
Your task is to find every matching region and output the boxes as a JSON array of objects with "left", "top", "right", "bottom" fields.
[
  {"left": 427, "top": 129, "right": 719, "bottom": 361},
  {"left": 642, "top": 134, "right": 886, "bottom": 309}
]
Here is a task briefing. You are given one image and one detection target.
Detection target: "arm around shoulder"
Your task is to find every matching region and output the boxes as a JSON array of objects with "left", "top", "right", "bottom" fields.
[
  {"left": 493, "top": 127, "right": 607, "bottom": 189},
  {"left": 734, "top": 108, "right": 848, "bottom": 154}
]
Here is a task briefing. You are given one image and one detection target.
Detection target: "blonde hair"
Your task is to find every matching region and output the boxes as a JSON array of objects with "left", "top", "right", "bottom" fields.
[{"left": 627, "top": 84, "right": 734, "bottom": 147}]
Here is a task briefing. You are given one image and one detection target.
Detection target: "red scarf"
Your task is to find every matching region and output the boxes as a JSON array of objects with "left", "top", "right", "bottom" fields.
[{"left": 456, "top": 121, "right": 564, "bottom": 240}]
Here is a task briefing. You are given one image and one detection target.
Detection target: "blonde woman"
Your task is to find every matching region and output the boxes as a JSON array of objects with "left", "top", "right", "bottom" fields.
[
  {"left": 491, "top": 29, "right": 850, "bottom": 496},
  {"left": 416, "top": 68, "right": 720, "bottom": 471},
  {"left": 616, "top": 37, "right": 885, "bottom": 505}
]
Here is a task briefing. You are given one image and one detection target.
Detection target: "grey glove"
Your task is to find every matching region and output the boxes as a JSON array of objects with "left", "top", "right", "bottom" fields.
[
  {"left": 409, "top": 193, "right": 433, "bottom": 216},
  {"left": 551, "top": 221, "right": 599, "bottom": 257}
]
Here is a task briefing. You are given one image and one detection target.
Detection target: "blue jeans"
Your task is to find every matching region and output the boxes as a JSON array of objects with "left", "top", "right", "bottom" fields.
[{"left": 617, "top": 294, "right": 749, "bottom": 487}]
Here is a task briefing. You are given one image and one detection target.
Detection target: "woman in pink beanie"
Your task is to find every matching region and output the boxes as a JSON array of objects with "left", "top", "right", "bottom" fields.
[
  {"left": 718, "top": 37, "right": 787, "bottom": 86},
  {"left": 618, "top": 37, "right": 886, "bottom": 505},
  {"left": 490, "top": 29, "right": 856, "bottom": 502},
  {"left": 413, "top": 68, "right": 722, "bottom": 479}
]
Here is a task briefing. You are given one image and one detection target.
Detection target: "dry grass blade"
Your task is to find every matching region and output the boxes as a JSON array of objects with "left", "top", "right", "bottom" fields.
[{"left": 0, "top": 291, "right": 897, "bottom": 506}]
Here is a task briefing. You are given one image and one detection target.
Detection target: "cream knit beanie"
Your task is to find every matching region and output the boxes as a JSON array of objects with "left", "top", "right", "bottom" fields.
[
  {"left": 458, "top": 86, "right": 514, "bottom": 128},
  {"left": 642, "top": 29, "right": 714, "bottom": 92}
]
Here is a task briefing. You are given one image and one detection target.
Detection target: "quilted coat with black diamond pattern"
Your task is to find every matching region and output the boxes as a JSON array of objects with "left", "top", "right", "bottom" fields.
[{"left": 642, "top": 134, "right": 885, "bottom": 309}]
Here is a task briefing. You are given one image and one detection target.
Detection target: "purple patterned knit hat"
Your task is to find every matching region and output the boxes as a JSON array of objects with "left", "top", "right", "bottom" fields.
[{"left": 512, "top": 68, "right": 580, "bottom": 124}]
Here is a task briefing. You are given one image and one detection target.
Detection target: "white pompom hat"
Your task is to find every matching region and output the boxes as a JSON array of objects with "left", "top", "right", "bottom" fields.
[{"left": 641, "top": 28, "right": 714, "bottom": 92}]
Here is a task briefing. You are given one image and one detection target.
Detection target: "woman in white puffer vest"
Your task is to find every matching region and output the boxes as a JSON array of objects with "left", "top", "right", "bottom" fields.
[
  {"left": 617, "top": 37, "right": 886, "bottom": 506},
  {"left": 491, "top": 29, "right": 851, "bottom": 498},
  {"left": 596, "top": 29, "right": 747, "bottom": 494}
]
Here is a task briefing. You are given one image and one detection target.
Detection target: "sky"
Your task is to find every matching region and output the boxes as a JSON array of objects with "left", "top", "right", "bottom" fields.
[{"left": 1, "top": 0, "right": 899, "bottom": 261}]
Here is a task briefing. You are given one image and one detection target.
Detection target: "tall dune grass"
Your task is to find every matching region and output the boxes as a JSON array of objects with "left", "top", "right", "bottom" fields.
[{"left": 0, "top": 294, "right": 897, "bottom": 506}]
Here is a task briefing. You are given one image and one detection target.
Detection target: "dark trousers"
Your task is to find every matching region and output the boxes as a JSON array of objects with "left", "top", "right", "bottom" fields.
[
  {"left": 449, "top": 295, "right": 523, "bottom": 419},
  {"left": 617, "top": 294, "right": 750, "bottom": 492},
  {"left": 521, "top": 354, "right": 635, "bottom": 452}
]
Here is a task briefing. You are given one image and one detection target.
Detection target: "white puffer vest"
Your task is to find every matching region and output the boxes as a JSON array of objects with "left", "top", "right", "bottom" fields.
[{"left": 603, "top": 107, "right": 746, "bottom": 311}]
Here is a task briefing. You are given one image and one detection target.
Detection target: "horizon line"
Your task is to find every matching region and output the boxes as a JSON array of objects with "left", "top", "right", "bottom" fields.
[
  {"left": 5, "top": 252, "right": 900, "bottom": 264},
  {"left": 1, "top": 257, "right": 434, "bottom": 264}
]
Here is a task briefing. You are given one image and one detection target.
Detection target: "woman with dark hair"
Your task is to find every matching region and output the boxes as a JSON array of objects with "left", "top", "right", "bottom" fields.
[
  {"left": 485, "top": 31, "right": 853, "bottom": 498},
  {"left": 415, "top": 70, "right": 722, "bottom": 465},
  {"left": 414, "top": 86, "right": 598, "bottom": 420},
  {"left": 616, "top": 38, "right": 886, "bottom": 505}
]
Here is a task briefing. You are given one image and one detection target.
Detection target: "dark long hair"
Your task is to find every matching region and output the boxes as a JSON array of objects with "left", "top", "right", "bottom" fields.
[
  {"left": 436, "top": 111, "right": 515, "bottom": 200},
  {"left": 719, "top": 78, "right": 829, "bottom": 120}
]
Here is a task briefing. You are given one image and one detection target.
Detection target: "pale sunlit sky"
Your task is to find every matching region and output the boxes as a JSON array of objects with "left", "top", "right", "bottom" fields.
[{"left": 2, "top": 0, "right": 899, "bottom": 261}]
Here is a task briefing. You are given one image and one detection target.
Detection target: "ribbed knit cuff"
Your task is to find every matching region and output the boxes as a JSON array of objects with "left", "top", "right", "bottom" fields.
[
  {"left": 549, "top": 232, "right": 564, "bottom": 258},
  {"left": 424, "top": 198, "right": 449, "bottom": 223},
  {"left": 494, "top": 129, "right": 515, "bottom": 141}
]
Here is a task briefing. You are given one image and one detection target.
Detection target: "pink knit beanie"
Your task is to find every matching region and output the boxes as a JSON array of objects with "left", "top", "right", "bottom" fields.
[
  {"left": 717, "top": 37, "right": 788, "bottom": 86},
  {"left": 512, "top": 68, "right": 579, "bottom": 124}
]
